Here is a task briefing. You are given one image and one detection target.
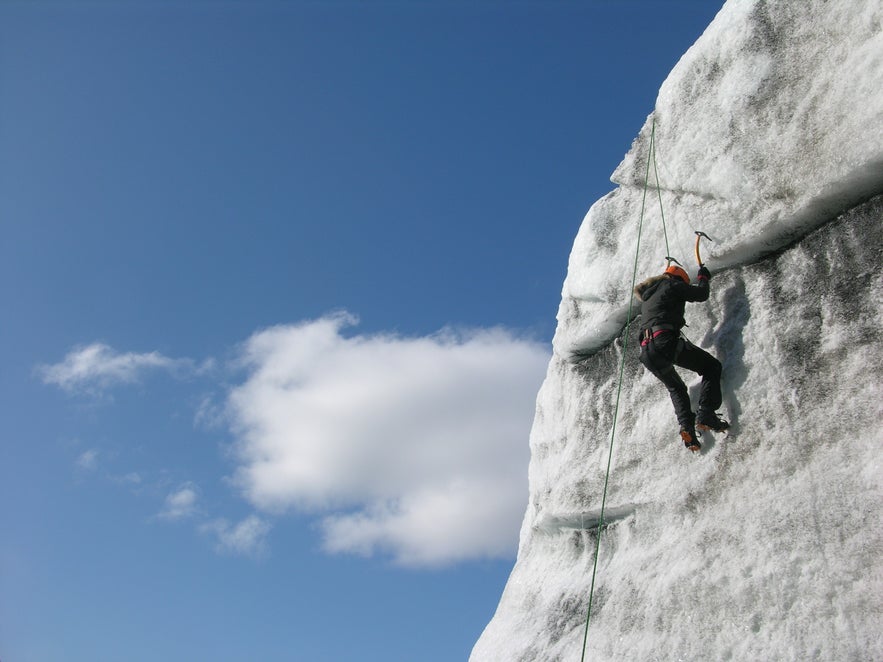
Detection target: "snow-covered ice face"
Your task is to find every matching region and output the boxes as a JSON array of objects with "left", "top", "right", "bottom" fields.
[
  {"left": 473, "top": 1, "right": 883, "bottom": 659},
  {"left": 553, "top": 0, "right": 883, "bottom": 363}
]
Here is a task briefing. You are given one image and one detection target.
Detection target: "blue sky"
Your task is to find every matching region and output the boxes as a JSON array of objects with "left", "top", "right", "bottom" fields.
[{"left": 1, "top": 2, "right": 722, "bottom": 660}]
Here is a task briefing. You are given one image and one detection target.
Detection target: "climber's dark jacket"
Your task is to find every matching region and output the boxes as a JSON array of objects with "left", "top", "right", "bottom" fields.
[
  {"left": 633, "top": 272, "right": 720, "bottom": 430},
  {"left": 633, "top": 274, "right": 709, "bottom": 333}
]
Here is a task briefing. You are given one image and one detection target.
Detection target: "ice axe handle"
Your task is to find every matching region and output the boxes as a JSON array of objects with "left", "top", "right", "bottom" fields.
[{"left": 694, "top": 231, "right": 712, "bottom": 267}]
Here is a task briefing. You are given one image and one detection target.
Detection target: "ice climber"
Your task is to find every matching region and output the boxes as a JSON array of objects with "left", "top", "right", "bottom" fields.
[{"left": 634, "top": 263, "right": 730, "bottom": 452}]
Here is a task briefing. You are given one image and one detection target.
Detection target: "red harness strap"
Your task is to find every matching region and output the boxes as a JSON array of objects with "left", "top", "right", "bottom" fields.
[{"left": 640, "top": 329, "right": 672, "bottom": 347}]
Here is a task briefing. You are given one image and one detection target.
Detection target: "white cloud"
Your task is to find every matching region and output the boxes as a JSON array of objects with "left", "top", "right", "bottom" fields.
[
  {"left": 321, "top": 476, "right": 528, "bottom": 567},
  {"left": 158, "top": 483, "right": 200, "bottom": 520},
  {"left": 194, "top": 394, "right": 226, "bottom": 430},
  {"left": 76, "top": 449, "right": 100, "bottom": 471},
  {"left": 38, "top": 342, "right": 194, "bottom": 394},
  {"left": 225, "top": 313, "right": 549, "bottom": 566},
  {"left": 115, "top": 472, "right": 143, "bottom": 485},
  {"left": 200, "top": 515, "right": 272, "bottom": 558}
]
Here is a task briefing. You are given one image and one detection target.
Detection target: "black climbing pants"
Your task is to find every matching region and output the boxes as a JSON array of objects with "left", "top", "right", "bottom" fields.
[{"left": 639, "top": 332, "right": 722, "bottom": 429}]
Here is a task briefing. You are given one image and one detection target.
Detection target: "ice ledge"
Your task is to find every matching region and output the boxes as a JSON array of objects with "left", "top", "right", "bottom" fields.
[{"left": 534, "top": 504, "right": 638, "bottom": 535}]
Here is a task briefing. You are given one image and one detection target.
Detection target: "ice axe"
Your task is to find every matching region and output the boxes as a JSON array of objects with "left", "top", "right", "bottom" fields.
[{"left": 694, "top": 231, "right": 712, "bottom": 267}]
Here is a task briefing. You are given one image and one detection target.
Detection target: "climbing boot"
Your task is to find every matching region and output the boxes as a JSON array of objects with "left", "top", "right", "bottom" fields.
[
  {"left": 680, "top": 427, "right": 701, "bottom": 453},
  {"left": 697, "top": 411, "right": 730, "bottom": 433}
]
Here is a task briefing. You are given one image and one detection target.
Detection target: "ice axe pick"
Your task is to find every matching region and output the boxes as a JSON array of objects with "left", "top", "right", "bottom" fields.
[{"left": 694, "top": 231, "right": 712, "bottom": 267}]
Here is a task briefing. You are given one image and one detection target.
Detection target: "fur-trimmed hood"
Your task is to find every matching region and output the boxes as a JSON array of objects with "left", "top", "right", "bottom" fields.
[{"left": 633, "top": 274, "right": 668, "bottom": 302}]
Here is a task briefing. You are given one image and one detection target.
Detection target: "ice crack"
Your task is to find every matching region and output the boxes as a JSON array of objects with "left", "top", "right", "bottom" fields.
[{"left": 534, "top": 503, "right": 638, "bottom": 534}]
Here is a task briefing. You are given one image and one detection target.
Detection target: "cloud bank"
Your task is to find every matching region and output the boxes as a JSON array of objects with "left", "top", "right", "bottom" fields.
[
  {"left": 226, "top": 314, "right": 549, "bottom": 566},
  {"left": 39, "top": 315, "right": 549, "bottom": 566}
]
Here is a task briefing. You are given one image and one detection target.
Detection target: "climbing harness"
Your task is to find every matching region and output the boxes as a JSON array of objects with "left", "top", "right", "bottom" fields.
[
  {"left": 640, "top": 324, "right": 675, "bottom": 347},
  {"left": 579, "top": 117, "right": 671, "bottom": 661}
]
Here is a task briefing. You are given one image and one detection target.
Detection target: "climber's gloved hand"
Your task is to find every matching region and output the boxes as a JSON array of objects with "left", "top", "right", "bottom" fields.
[{"left": 697, "top": 265, "right": 711, "bottom": 281}]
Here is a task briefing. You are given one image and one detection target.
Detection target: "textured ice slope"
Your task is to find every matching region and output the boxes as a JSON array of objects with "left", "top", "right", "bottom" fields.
[
  {"left": 472, "top": 1, "right": 883, "bottom": 660},
  {"left": 555, "top": 0, "right": 882, "bottom": 361}
]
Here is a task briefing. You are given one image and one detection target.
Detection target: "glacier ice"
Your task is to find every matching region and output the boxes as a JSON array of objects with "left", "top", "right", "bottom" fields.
[
  {"left": 472, "top": 1, "right": 883, "bottom": 660},
  {"left": 555, "top": 0, "right": 882, "bottom": 361}
]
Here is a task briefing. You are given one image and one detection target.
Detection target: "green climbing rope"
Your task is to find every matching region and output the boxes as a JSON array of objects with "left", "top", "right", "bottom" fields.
[{"left": 579, "top": 117, "right": 666, "bottom": 661}]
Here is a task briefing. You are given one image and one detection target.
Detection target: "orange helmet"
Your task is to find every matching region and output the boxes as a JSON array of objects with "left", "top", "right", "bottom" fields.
[{"left": 664, "top": 264, "right": 690, "bottom": 284}]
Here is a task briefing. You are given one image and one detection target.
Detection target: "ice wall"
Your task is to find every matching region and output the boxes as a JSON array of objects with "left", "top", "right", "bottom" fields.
[
  {"left": 555, "top": 0, "right": 882, "bottom": 361},
  {"left": 472, "top": 1, "right": 883, "bottom": 660}
]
